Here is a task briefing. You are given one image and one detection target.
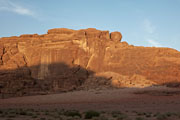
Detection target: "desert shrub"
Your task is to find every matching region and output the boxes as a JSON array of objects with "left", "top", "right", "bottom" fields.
[
  {"left": 156, "top": 114, "right": 167, "bottom": 120},
  {"left": 176, "top": 112, "right": 180, "bottom": 118},
  {"left": 135, "top": 117, "right": 144, "bottom": 120},
  {"left": 117, "top": 114, "right": 128, "bottom": 120},
  {"left": 111, "top": 111, "right": 122, "bottom": 118},
  {"left": 32, "top": 115, "right": 38, "bottom": 118},
  {"left": 73, "top": 116, "right": 81, "bottom": 120},
  {"left": 36, "top": 112, "right": 40, "bottom": 116},
  {"left": 96, "top": 115, "right": 109, "bottom": 120},
  {"left": 64, "top": 110, "right": 81, "bottom": 118},
  {"left": 165, "top": 112, "right": 172, "bottom": 117},
  {"left": 58, "top": 116, "right": 63, "bottom": 120},
  {"left": 136, "top": 112, "right": 144, "bottom": 116},
  {"left": 52, "top": 115, "right": 59, "bottom": 119},
  {"left": 7, "top": 114, "right": 16, "bottom": 118},
  {"left": 0, "top": 114, "right": 5, "bottom": 117},
  {"left": 45, "top": 110, "right": 49, "bottom": 112},
  {"left": 100, "top": 111, "right": 106, "bottom": 114},
  {"left": 56, "top": 109, "right": 65, "bottom": 116},
  {"left": 40, "top": 117, "right": 46, "bottom": 120},
  {"left": 27, "top": 108, "right": 35, "bottom": 112},
  {"left": 57, "top": 111, "right": 63, "bottom": 115},
  {"left": 0, "top": 109, "right": 3, "bottom": 114},
  {"left": 111, "top": 111, "right": 127, "bottom": 120},
  {"left": 10, "top": 109, "right": 18, "bottom": 115},
  {"left": 143, "top": 112, "right": 147, "bottom": 116},
  {"left": 44, "top": 111, "right": 49, "bottom": 116},
  {"left": 27, "top": 112, "right": 34, "bottom": 116},
  {"left": 66, "top": 118, "right": 74, "bottom": 120},
  {"left": 19, "top": 111, "right": 27, "bottom": 115},
  {"left": 145, "top": 113, "right": 151, "bottom": 118},
  {"left": 5, "top": 119, "right": 13, "bottom": 120},
  {"left": 2, "top": 111, "right": 8, "bottom": 116},
  {"left": 84, "top": 110, "right": 100, "bottom": 119},
  {"left": 19, "top": 109, "right": 27, "bottom": 115},
  {"left": 153, "top": 112, "right": 160, "bottom": 117}
]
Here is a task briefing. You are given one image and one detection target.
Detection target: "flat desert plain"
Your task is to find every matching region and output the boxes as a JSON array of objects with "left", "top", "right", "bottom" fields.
[{"left": 1, "top": 86, "right": 180, "bottom": 120}]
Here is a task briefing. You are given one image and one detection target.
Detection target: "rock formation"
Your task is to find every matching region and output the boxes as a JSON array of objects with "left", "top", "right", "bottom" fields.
[{"left": 0, "top": 28, "right": 180, "bottom": 98}]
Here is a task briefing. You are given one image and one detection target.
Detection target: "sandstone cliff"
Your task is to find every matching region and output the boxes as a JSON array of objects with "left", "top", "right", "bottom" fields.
[{"left": 0, "top": 28, "right": 180, "bottom": 98}]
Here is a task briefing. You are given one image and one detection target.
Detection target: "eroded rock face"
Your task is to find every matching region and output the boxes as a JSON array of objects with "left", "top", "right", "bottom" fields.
[{"left": 0, "top": 28, "right": 180, "bottom": 97}]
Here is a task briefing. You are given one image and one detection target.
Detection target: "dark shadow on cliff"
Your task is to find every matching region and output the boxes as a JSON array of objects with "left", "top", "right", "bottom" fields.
[
  {"left": 161, "top": 82, "right": 180, "bottom": 88},
  {"left": 0, "top": 62, "right": 180, "bottom": 99},
  {"left": 0, "top": 62, "right": 113, "bottom": 99}
]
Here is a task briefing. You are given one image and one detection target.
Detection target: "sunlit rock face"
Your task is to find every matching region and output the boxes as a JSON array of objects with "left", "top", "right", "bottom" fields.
[{"left": 0, "top": 28, "right": 180, "bottom": 97}]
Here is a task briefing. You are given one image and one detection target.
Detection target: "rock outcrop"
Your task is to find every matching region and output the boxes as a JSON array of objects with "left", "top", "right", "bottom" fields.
[
  {"left": 110, "top": 32, "right": 122, "bottom": 42},
  {"left": 0, "top": 28, "right": 180, "bottom": 98}
]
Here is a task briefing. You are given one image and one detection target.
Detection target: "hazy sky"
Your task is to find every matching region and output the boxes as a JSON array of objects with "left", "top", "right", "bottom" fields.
[{"left": 0, "top": 0, "right": 180, "bottom": 51}]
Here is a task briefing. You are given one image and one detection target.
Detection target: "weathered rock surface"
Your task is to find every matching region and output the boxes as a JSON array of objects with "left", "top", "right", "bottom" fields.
[{"left": 0, "top": 28, "right": 180, "bottom": 98}]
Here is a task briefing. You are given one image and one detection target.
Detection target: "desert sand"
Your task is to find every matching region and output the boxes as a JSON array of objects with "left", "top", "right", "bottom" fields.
[
  {"left": 1, "top": 86, "right": 180, "bottom": 112},
  {"left": 0, "top": 86, "right": 180, "bottom": 120}
]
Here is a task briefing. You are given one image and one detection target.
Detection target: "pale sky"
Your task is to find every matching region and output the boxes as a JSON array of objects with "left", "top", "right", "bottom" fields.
[{"left": 0, "top": 0, "right": 180, "bottom": 51}]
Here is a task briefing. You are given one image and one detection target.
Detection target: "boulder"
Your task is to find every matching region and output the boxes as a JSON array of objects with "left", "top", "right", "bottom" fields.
[{"left": 110, "top": 31, "right": 122, "bottom": 42}]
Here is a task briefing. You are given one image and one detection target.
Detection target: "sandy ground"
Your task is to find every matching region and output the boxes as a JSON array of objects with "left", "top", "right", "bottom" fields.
[{"left": 1, "top": 86, "right": 180, "bottom": 114}]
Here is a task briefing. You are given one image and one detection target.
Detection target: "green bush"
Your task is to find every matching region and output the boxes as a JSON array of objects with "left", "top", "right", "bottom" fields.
[
  {"left": 40, "top": 117, "right": 46, "bottom": 120},
  {"left": 111, "top": 111, "right": 127, "bottom": 120},
  {"left": 44, "top": 111, "right": 49, "bottom": 116},
  {"left": 156, "top": 114, "right": 167, "bottom": 120},
  {"left": 27, "top": 112, "right": 34, "bottom": 116},
  {"left": 19, "top": 110, "right": 27, "bottom": 115},
  {"left": 145, "top": 114, "right": 151, "bottom": 118},
  {"left": 135, "top": 117, "right": 144, "bottom": 120},
  {"left": 96, "top": 116, "right": 109, "bottom": 120},
  {"left": 32, "top": 115, "right": 38, "bottom": 118},
  {"left": 117, "top": 114, "right": 128, "bottom": 120},
  {"left": 64, "top": 110, "right": 81, "bottom": 118},
  {"left": 136, "top": 112, "right": 144, "bottom": 116},
  {"left": 165, "top": 112, "right": 172, "bottom": 117},
  {"left": 111, "top": 111, "right": 122, "bottom": 118},
  {"left": 84, "top": 110, "right": 100, "bottom": 119}
]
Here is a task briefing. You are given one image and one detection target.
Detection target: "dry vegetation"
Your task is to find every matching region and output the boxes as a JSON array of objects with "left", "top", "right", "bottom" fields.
[{"left": 0, "top": 108, "right": 180, "bottom": 120}]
